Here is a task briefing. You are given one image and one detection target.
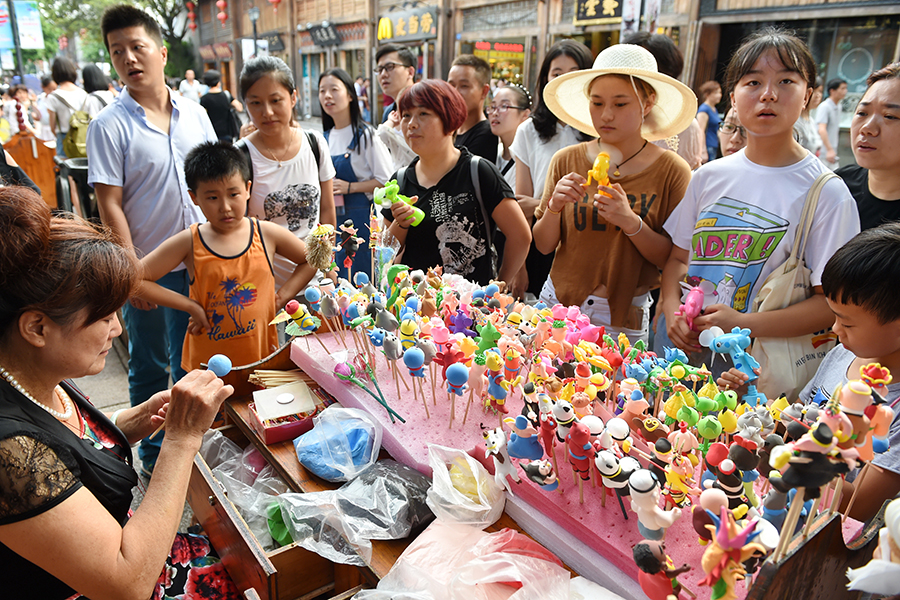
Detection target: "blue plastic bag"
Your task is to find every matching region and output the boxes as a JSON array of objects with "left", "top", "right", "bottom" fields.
[{"left": 293, "top": 406, "right": 383, "bottom": 482}]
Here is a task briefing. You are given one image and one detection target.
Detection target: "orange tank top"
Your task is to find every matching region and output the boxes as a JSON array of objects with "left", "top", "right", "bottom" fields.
[{"left": 182, "top": 218, "right": 279, "bottom": 371}]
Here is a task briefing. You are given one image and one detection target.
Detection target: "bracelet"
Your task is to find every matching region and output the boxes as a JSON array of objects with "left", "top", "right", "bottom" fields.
[
  {"left": 111, "top": 409, "right": 126, "bottom": 427},
  {"left": 546, "top": 204, "right": 562, "bottom": 215},
  {"left": 623, "top": 219, "right": 643, "bottom": 237},
  {"left": 348, "top": 182, "right": 352, "bottom": 194},
  {"left": 397, "top": 221, "right": 410, "bottom": 230}
]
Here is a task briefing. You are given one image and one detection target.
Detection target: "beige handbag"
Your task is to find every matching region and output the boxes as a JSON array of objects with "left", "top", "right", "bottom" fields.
[{"left": 750, "top": 172, "right": 838, "bottom": 401}]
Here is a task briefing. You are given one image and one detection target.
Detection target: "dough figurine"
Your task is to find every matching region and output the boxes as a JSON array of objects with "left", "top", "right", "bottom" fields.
[
  {"left": 846, "top": 497, "right": 900, "bottom": 595},
  {"left": 633, "top": 539, "right": 692, "bottom": 600},
  {"left": 699, "top": 506, "right": 765, "bottom": 600},
  {"left": 585, "top": 151, "right": 611, "bottom": 197},
  {"left": 629, "top": 469, "right": 682, "bottom": 540},
  {"left": 519, "top": 459, "right": 559, "bottom": 492},
  {"left": 483, "top": 426, "right": 520, "bottom": 495}
]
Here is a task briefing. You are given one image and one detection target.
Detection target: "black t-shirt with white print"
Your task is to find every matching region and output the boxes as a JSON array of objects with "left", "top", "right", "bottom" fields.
[
  {"left": 383, "top": 148, "right": 513, "bottom": 285},
  {"left": 836, "top": 164, "right": 900, "bottom": 231}
]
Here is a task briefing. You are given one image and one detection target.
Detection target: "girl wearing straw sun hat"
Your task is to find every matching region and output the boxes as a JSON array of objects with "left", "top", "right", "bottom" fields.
[{"left": 532, "top": 43, "right": 696, "bottom": 344}]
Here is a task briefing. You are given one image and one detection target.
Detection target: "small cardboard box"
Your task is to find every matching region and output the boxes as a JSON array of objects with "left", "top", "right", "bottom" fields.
[{"left": 248, "top": 384, "right": 335, "bottom": 445}]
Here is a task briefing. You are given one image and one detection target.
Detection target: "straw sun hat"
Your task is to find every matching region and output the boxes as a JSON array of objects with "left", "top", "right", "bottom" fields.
[{"left": 543, "top": 44, "right": 698, "bottom": 141}]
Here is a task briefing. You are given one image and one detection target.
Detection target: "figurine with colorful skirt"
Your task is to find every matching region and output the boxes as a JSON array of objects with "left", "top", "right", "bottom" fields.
[
  {"left": 633, "top": 539, "right": 693, "bottom": 600},
  {"left": 699, "top": 507, "right": 765, "bottom": 600}
]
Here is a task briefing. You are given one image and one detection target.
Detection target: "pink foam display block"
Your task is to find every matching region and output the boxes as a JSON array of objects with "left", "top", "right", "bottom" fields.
[{"left": 291, "top": 333, "right": 865, "bottom": 600}]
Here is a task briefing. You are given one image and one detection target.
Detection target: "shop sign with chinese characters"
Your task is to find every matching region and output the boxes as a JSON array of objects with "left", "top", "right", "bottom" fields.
[
  {"left": 309, "top": 23, "right": 341, "bottom": 47},
  {"left": 377, "top": 6, "right": 437, "bottom": 42},
  {"left": 473, "top": 41, "right": 525, "bottom": 61},
  {"left": 573, "top": 0, "right": 622, "bottom": 25}
]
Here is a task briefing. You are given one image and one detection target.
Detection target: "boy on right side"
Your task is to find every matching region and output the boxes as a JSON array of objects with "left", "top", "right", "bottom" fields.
[{"left": 800, "top": 223, "right": 900, "bottom": 520}]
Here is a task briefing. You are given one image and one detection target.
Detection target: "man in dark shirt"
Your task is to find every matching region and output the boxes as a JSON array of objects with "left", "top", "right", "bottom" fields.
[
  {"left": 836, "top": 164, "right": 900, "bottom": 231},
  {"left": 200, "top": 70, "right": 241, "bottom": 142},
  {"left": 449, "top": 55, "right": 498, "bottom": 161}
]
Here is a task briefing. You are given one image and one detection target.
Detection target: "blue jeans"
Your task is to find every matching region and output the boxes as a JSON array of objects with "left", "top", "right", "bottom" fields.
[
  {"left": 55, "top": 130, "right": 67, "bottom": 157},
  {"left": 122, "top": 269, "right": 190, "bottom": 467}
]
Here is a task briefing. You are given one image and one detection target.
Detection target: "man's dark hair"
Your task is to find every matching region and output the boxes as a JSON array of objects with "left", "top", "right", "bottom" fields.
[
  {"left": 376, "top": 43, "right": 416, "bottom": 68},
  {"left": 101, "top": 4, "right": 164, "bottom": 51},
  {"left": 451, "top": 54, "right": 492, "bottom": 87},
  {"left": 623, "top": 32, "right": 684, "bottom": 79},
  {"left": 184, "top": 141, "right": 251, "bottom": 191},
  {"left": 822, "top": 222, "right": 900, "bottom": 325},
  {"left": 40, "top": 75, "right": 53, "bottom": 88},
  {"left": 826, "top": 78, "right": 846, "bottom": 94},
  {"left": 202, "top": 69, "right": 221, "bottom": 88}
]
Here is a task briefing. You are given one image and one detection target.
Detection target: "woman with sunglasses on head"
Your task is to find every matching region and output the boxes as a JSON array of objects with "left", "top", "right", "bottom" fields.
[
  {"left": 836, "top": 63, "right": 900, "bottom": 231},
  {"left": 318, "top": 68, "right": 393, "bottom": 281},
  {"left": 489, "top": 84, "right": 532, "bottom": 190},
  {"left": 383, "top": 79, "right": 531, "bottom": 287},
  {"left": 508, "top": 40, "right": 595, "bottom": 300},
  {"left": 717, "top": 107, "right": 748, "bottom": 157}
]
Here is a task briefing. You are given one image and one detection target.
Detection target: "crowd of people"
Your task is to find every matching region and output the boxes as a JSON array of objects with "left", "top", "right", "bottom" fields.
[{"left": 0, "top": 3, "right": 899, "bottom": 598}]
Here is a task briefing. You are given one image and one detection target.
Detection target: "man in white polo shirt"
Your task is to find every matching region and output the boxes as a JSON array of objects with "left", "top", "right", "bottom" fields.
[{"left": 87, "top": 4, "right": 217, "bottom": 476}]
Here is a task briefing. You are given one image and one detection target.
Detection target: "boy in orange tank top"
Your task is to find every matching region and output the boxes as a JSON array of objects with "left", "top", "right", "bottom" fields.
[{"left": 136, "top": 141, "right": 317, "bottom": 370}]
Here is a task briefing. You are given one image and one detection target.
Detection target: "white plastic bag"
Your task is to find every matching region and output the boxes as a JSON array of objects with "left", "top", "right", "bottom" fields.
[
  {"left": 294, "top": 405, "right": 383, "bottom": 482},
  {"left": 352, "top": 521, "right": 570, "bottom": 600},
  {"left": 425, "top": 444, "right": 504, "bottom": 528}
]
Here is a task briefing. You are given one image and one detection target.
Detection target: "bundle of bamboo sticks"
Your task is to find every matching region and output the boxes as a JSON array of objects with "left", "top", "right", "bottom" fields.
[{"left": 249, "top": 369, "right": 315, "bottom": 389}]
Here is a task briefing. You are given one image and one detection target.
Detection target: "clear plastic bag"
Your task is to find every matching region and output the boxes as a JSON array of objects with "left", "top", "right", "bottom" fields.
[
  {"left": 293, "top": 406, "right": 383, "bottom": 482},
  {"left": 352, "top": 521, "right": 571, "bottom": 600},
  {"left": 425, "top": 444, "right": 504, "bottom": 527},
  {"left": 275, "top": 460, "right": 435, "bottom": 566},
  {"left": 200, "top": 431, "right": 290, "bottom": 551}
]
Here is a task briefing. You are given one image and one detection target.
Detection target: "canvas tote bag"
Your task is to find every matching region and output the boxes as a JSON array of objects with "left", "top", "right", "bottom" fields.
[{"left": 750, "top": 172, "right": 838, "bottom": 401}]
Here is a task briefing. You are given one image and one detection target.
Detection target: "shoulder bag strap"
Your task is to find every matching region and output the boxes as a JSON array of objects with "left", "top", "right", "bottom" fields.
[
  {"left": 793, "top": 172, "right": 837, "bottom": 265},
  {"left": 304, "top": 130, "right": 321, "bottom": 173},
  {"left": 234, "top": 138, "right": 254, "bottom": 193},
  {"left": 93, "top": 92, "right": 108, "bottom": 108},
  {"left": 52, "top": 91, "right": 77, "bottom": 112},
  {"left": 469, "top": 155, "right": 492, "bottom": 253}
]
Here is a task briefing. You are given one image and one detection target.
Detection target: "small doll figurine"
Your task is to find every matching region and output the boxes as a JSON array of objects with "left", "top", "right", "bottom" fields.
[
  {"left": 633, "top": 539, "right": 692, "bottom": 600},
  {"left": 585, "top": 151, "right": 611, "bottom": 194},
  {"left": 596, "top": 450, "right": 641, "bottom": 519},
  {"left": 306, "top": 223, "right": 337, "bottom": 272},
  {"left": 519, "top": 459, "right": 559, "bottom": 492},
  {"left": 629, "top": 469, "right": 682, "bottom": 541},
  {"left": 566, "top": 422, "right": 597, "bottom": 503},
  {"left": 483, "top": 426, "right": 520, "bottom": 495},
  {"left": 505, "top": 414, "right": 543, "bottom": 461},
  {"left": 847, "top": 497, "right": 900, "bottom": 595}
]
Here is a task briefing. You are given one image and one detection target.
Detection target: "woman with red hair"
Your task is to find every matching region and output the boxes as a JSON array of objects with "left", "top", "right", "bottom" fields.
[{"left": 383, "top": 79, "right": 531, "bottom": 286}]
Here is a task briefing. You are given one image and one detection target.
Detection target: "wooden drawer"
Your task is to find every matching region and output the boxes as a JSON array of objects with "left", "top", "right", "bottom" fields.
[{"left": 188, "top": 426, "right": 336, "bottom": 600}]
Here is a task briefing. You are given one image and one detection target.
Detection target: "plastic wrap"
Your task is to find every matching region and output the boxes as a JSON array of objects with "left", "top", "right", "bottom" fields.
[
  {"left": 293, "top": 405, "right": 383, "bottom": 482},
  {"left": 274, "top": 460, "right": 434, "bottom": 565},
  {"left": 199, "top": 430, "right": 290, "bottom": 551},
  {"left": 425, "top": 444, "right": 504, "bottom": 527},
  {"left": 352, "top": 521, "right": 571, "bottom": 600}
]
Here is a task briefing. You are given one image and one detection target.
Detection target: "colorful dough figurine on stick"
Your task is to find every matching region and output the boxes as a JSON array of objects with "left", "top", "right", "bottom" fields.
[
  {"left": 483, "top": 425, "right": 520, "bottom": 495},
  {"left": 699, "top": 507, "right": 765, "bottom": 600},
  {"left": 585, "top": 151, "right": 612, "bottom": 197},
  {"left": 629, "top": 469, "right": 682, "bottom": 540},
  {"left": 373, "top": 180, "right": 425, "bottom": 227},
  {"left": 633, "top": 539, "right": 694, "bottom": 600}
]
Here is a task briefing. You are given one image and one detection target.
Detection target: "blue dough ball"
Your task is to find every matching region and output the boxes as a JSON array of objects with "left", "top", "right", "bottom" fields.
[
  {"left": 293, "top": 418, "right": 375, "bottom": 482},
  {"left": 207, "top": 354, "right": 232, "bottom": 377}
]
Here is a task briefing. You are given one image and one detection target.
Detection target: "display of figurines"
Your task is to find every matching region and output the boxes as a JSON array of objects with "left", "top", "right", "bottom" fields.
[
  {"left": 846, "top": 497, "right": 900, "bottom": 595},
  {"left": 519, "top": 458, "right": 559, "bottom": 492}
]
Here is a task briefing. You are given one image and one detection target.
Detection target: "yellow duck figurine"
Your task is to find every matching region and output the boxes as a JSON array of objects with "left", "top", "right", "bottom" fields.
[{"left": 585, "top": 151, "right": 612, "bottom": 197}]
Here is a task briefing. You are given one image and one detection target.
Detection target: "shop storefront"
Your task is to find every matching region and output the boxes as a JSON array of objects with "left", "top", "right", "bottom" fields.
[
  {"left": 376, "top": 5, "right": 439, "bottom": 79},
  {"left": 468, "top": 40, "right": 528, "bottom": 85}
]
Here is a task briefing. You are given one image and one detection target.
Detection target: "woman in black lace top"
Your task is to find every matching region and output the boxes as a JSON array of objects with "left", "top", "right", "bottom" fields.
[{"left": 0, "top": 187, "right": 237, "bottom": 599}]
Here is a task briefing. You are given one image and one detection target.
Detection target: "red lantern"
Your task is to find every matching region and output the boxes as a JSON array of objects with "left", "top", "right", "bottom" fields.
[
  {"left": 216, "top": 0, "right": 227, "bottom": 27},
  {"left": 188, "top": 21, "right": 197, "bottom": 31},
  {"left": 268, "top": 0, "right": 281, "bottom": 12},
  {"left": 185, "top": 1, "right": 194, "bottom": 8}
]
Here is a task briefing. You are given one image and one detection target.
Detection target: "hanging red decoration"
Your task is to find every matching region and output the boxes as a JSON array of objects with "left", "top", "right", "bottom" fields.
[
  {"left": 268, "top": 0, "right": 281, "bottom": 13},
  {"left": 185, "top": 1, "right": 197, "bottom": 33},
  {"left": 216, "top": 0, "right": 228, "bottom": 27}
]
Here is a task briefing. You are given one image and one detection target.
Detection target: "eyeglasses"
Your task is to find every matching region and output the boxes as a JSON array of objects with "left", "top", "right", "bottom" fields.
[
  {"left": 374, "top": 62, "right": 408, "bottom": 75},
  {"left": 719, "top": 122, "right": 747, "bottom": 138},
  {"left": 487, "top": 104, "right": 528, "bottom": 115}
]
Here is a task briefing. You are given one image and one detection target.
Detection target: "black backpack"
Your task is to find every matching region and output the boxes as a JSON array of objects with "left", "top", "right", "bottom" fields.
[{"left": 234, "top": 130, "right": 321, "bottom": 194}]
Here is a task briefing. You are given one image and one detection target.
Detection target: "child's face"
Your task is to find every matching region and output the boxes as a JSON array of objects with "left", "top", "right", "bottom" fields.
[
  {"left": 190, "top": 171, "right": 250, "bottom": 233},
  {"left": 588, "top": 75, "right": 653, "bottom": 146},
  {"left": 730, "top": 50, "right": 812, "bottom": 141},
  {"left": 826, "top": 297, "right": 900, "bottom": 361}
]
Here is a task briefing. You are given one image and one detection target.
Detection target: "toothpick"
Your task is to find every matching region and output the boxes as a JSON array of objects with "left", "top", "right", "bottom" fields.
[
  {"left": 773, "top": 487, "right": 805, "bottom": 562},
  {"left": 419, "top": 377, "right": 430, "bottom": 419},
  {"left": 843, "top": 462, "right": 871, "bottom": 522},
  {"left": 829, "top": 477, "right": 844, "bottom": 516},
  {"left": 802, "top": 494, "right": 822, "bottom": 538}
]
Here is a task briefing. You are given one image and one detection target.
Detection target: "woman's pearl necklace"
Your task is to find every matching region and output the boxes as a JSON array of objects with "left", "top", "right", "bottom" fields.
[{"left": 0, "top": 364, "right": 73, "bottom": 420}]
